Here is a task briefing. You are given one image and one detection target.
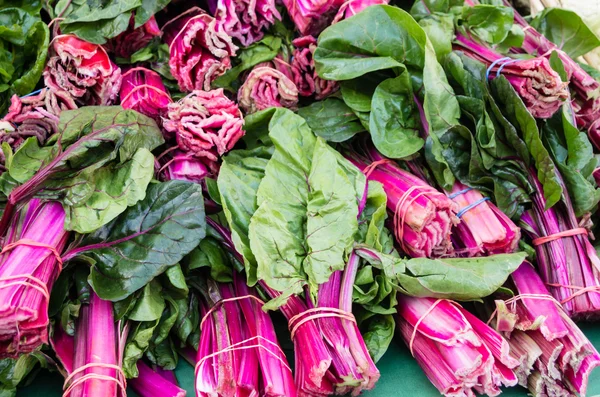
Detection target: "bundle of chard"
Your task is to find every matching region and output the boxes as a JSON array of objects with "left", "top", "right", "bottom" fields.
[
  {"left": 397, "top": 295, "right": 519, "bottom": 396},
  {"left": 54, "top": 291, "right": 128, "bottom": 397},
  {"left": 446, "top": 182, "right": 521, "bottom": 257},
  {"left": 491, "top": 263, "right": 600, "bottom": 396},
  {"left": 520, "top": 169, "right": 600, "bottom": 320},
  {"left": 454, "top": 34, "right": 569, "bottom": 119},
  {"left": 0, "top": 199, "right": 69, "bottom": 357},
  {"left": 195, "top": 275, "right": 295, "bottom": 397},
  {"left": 207, "top": 219, "right": 380, "bottom": 396},
  {"left": 345, "top": 145, "right": 459, "bottom": 258}
]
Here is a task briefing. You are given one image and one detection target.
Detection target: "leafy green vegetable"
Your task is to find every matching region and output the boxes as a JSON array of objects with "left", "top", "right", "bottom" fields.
[
  {"left": 0, "top": 6, "right": 49, "bottom": 114},
  {"left": 55, "top": 0, "right": 168, "bottom": 44},
  {"left": 298, "top": 98, "right": 365, "bottom": 143},
  {"left": 531, "top": 8, "right": 600, "bottom": 59},
  {"left": 461, "top": 4, "right": 514, "bottom": 45},
  {"left": 66, "top": 181, "right": 206, "bottom": 301},
  {"left": 249, "top": 109, "right": 363, "bottom": 303},
  {"left": 360, "top": 314, "right": 395, "bottom": 363}
]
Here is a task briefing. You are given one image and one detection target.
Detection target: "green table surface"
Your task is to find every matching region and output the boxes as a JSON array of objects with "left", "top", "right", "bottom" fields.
[{"left": 20, "top": 323, "right": 600, "bottom": 396}]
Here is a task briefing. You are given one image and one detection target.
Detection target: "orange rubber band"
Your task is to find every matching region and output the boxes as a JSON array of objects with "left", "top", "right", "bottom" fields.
[
  {"left": 194, "top": 335, "right": 292, "bottom": 378},
  {"left": 408, "top": 299, "right": 444, "bottom": 357},
  {"left": 1, "top": 239, "right": 63, "bottom": 271},
  {"left": 362, "top": 159, "right": 396, "bottom": 180},
  {"left": 486, "top": 293, "right": 559, "bottom": 325},
  {"left": 63, "top": 363, "right": 126, "bottom": 397},
  {"left": 200, "top": 295, "right": 265, "bottom": 331},
  {"left": 288, "top": 307, "right": 356, "bottom": 341},
  {"left": 531, "top": 228, "right": 588, "bottom": 246},
  {"left": 545, "top": 283, "right": 600, "bottom": 304},
  {"left": 0, "top": 274, "right": 50, "bottom": 302}
]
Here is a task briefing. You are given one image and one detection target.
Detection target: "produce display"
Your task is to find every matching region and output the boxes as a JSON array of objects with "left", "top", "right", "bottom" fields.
[{"left": 1, "top": 0, "right": 600, "bottom": 396}]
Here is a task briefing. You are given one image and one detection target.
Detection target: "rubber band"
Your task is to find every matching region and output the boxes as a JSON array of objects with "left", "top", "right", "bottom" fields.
[
  {"left": 496, "top": 59, "right": 520, "bottom": 77},
  {"left": 288, "top": 307, "right": 356, "bottom": 341},
  {"left": 486, "top": 293, "right": 559, "bottom": 325},
  {"left": 531, "top": 228, "right": 588, "bottom": 246},
  {"left": 545, "top": 283, "right": 600, "bottom": 304},
  {"left": 20, "top": 89, "right": 43, "bottom": 99},
  {"left": 522, "top": 26, "right": 532, "bottom": 33},
  {"left": 200, "top": 295, "right": 265, "bottom": 331},
  {"left": 1, "top": 239, "right": 63, "bottom": 271},
  {"left": 456, "top": 197, "right": 490, "bottom": 218},
  {"left": 447, "top": 188, "right": 472, "bottom": 199},
  {"left": 0, "top": 274, "right": 49, "bottom": 302},
  {"left": 362, "top": 159, "right": 395, "bottom": 180},
  {"left": 409, "top": 299, "right": 444, "bottom": 357},
  {"left": 486, "top": 57, "right": 512, "bottom": 80},
  {"left": 63, "top": 363, "right": 126, "bottom": 397},
  {"left": 394, "top": 186, "right": 445, "bottom": 254},
  {"left": 194, "top": 335, "right": 292, "bottom": 377}
]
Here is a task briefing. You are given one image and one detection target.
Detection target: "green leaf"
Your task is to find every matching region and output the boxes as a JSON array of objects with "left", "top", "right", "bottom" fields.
[
  {"left": 64, "top": 148, "right": 155, "bottom": 233},
  {"left": 361, "top": 314, "right": 395, "bottom": 363},
  {"left": 339, "top": 74, "right": 387, "bottom": 112},
  {"left": 241, "top": 108, "right": 277, "bottom": 149},
  {"left": 249, "top": 109, "right": 361, "bottom": 304},
  {"left": 184, "top": 238, "right": 233, "bottom": 283},
  {"left": 315, "top": 5, "right": 426, "bottom": 81},
  {"left": 123, "top": 320, "right": 158, "bottom": 378},
  {"left": 531, "top": 8, "right": 600, "bottom": 59},
  {"left": 491, "top": 76, "right": 562, "bottom": 209},
  {"left": 134, "top": 0, "right": 169, "bottom": 27},
  {"left": 7, "top": 137, "right": 54, "bottom": 183},
  {"left": 298, "top": 98, "right": 365, "bottom": 143},
  {"left": 217, "top": 147, "right": 272, "bottom": 285},
  {"left": 127, "top": 280, "right": 165, "bottom": 322},
  {"left": 0, "top": 1, "right": 43, "bottom": 14},
  {"left": 72, "top": 181, "right": 206, "bottom": 301},
  {"left": 462, "top": 4, "right": 514, "bottom": 45},
  {"left": 369, "top": 70, "right": 423, "bottom": 158},
  {"left": 419, "top": 13, "right": 454, "bottom": 59},
  {"left": 357, "top": 248, "right": 527, "bottom": 300}
]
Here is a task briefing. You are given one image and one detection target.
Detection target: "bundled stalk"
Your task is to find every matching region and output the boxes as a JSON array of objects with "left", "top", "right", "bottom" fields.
[
  {"left": 346, "top": 146, "right": 458, "bottom": 258},
  {"left": 520, "top": 169, "right": 600, "bottom": 319},
  {"left": 59, "top": 291, "right": 127, "bottom": 397},
  {"left": 129, "top": 361, "right": 186, "bottom": 397},
  {"left": 207, "top": 219, "right": 379, "bottom": 396},
  {"left": 397, "top": 296, "right": 519, "bottom": 397},
  {"left": 447, "top": 182, "right": 521, "bottom": 256},
  {"left": 454, "top": 34, "right": 569, "bottom": 119},
  {"left": 491, "top": 263, "right": 600, "bottom": 396},
  {"left": 196, "top": 275, "right": 296, "bottom": 397},
  {"left": 0, "top": 199, "right": 69, "bottom": 357}
]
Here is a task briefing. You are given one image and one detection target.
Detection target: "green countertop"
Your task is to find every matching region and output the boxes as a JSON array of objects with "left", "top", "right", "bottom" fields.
[{"left": 20, "top": 323, "right": 600, "bottom": 396}]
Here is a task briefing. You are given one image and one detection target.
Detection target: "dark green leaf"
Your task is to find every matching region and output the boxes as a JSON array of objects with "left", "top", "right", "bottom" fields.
[
  {"left": 127, "top": 280, "right": 165, "bottom": 322},
  {"left": 419, "top": 13, "right": 454, "bottom": 59},
  {"left": 73, "top": 181, "right": 206, "bottom": 301},
  {"left": 298, "top": 98, "right": 365, "bottom": 143},
  {"left": 361, "top": 314, "right": 395, "bottom": 363},
  {"left": 462, "top": 5, "right": 514, "bottom": 44}
]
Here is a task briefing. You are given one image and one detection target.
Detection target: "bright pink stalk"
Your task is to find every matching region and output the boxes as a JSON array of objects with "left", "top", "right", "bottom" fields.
[
  {"left": 208, "top": 0, "right": 281, "bottom": 46},
  {"left": 130, "top": 361, "right": 186, "bottom": 397},
  {"left": 195, "top": 279, "right": 295, "bottom": 397},
  {"left": 44, "top": 35, "right": 122, "bottom": 106},
  {"left": 105, "top": 15, "right": 162, "bottom": 59},
  {"left": 120, "top": 67, "right": 172, "bottom": 123},
  {"left": 520, "top": 169, "right": 600, "bottom": 319},
  {"left": 281, "top": 0, "right": 346, "bottom": 36},
  {"left": 163, "top": 89, "right": 244, "bottom": 163},
  {"left": 162, "top": 151, "right": 211, "bottom": 182},
  {"left": 397, "top": 296, "right": 518, "bottom": 397},
  {"left": 0, "top": 199, "right": 69, "bottom": 357},
  {"left": 447, "top": 182, "right": 520, "bottom": 256},
  {"left": 64, "top": 291, "right": 126, "bottom": 397},
  {"left": 493, "top": 263, "right": 600, "bottom": 396},
  {"left": 163, "top": 8, "right": 238, "bottom": 92},
  {"left": 331, "top": 0, "right": 389, "bottom": 23},
  {"left": 455, "top": 35, "right": 568, "bottom": 119},
  {"left": 238, "top": 66, "right": 299, "bottom": 114},
  {"left": 291, "top": 36, "right": 338, "bottom": 99},
  {"left": 346, "top": 149, "right": 458, "bottom": 258}
]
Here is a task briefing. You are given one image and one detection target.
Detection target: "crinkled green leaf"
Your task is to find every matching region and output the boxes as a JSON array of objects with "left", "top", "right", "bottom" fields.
[
  {"left": 184, "top": 238, "right": 233, "bottom": 283},
  {"left": 72, "top": 181, "right": 206, "bottom": 301},
  {"left": 461, "top": 4, "right": 514, "bottom": 45},
  {"left": 361, "top": 314, "right": 395, "bottom": 363},
  {"left": 298, "top": 98, "right": 365, "bottom": 143}
]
